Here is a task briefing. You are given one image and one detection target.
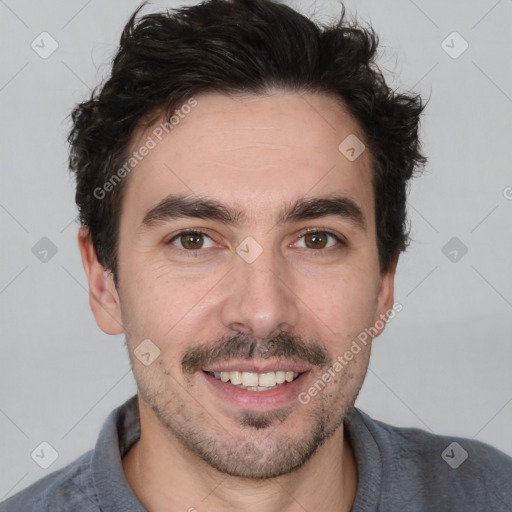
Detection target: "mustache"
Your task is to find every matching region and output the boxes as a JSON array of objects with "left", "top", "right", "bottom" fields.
[{"left": 182, "top": 332, "right": 330, "bottom": 374}]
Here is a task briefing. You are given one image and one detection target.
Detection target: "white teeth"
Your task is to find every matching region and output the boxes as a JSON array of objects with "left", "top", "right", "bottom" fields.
[
  {"left": 230, "top": 371, "right": 242, "bottom": 385},
  {"left": 242, "top": 372, "right": 259, "bottom": 387},
  {"left": 275, "top": 371, "right": 286, "bottom": 384},
  {"left": 210, "top": 370, "right": 299, "bottom": 388},
  {"left": 258, "top": 372, "right": 277, "bottom": 387}
]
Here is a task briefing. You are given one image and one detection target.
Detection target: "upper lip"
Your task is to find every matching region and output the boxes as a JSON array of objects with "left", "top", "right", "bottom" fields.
[{"left": 202, "top": 359, "right": 311, "bottom": 374}]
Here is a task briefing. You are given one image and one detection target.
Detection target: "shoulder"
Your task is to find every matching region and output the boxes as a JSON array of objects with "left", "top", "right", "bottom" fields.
[
  {"left": 349, "top": 408, "right": 512, "bottom": 511},
  {"left": 0, "top": 450, "right": 100, "bottom": 512}
]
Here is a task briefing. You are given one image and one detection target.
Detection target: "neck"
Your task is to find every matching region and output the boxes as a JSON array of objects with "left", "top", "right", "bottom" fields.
[{"left": 122, "top": 399, "right": 358, "bottom": 512}]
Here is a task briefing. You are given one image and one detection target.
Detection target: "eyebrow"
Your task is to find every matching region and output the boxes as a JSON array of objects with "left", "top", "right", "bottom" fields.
[{"left": 140, "top": 193, "right": 367, "bottom": 232}]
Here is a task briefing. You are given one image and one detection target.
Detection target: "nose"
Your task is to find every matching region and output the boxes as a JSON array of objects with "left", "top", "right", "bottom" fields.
[{"left": 219, "top": 246, "right": 300, "bottom": 341}]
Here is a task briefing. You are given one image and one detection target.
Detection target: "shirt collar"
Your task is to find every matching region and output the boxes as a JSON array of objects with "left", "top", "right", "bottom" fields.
[{"left": 91, "top": 394, "right": 145, "bottom": 512}]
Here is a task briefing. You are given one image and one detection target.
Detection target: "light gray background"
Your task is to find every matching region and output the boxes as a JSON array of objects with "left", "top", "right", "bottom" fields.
[{"left": 1, "top": 0, "right": 511, "bottom": 500}]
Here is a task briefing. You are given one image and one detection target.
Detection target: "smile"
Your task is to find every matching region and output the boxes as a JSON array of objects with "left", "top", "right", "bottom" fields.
[{"left": 204, "top": 370, "right": 300, "bottom": 391}]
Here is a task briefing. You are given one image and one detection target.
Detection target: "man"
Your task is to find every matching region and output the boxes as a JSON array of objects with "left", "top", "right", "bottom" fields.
[{"left": 2, "top": 0, "right": 511, "bottom": 510}]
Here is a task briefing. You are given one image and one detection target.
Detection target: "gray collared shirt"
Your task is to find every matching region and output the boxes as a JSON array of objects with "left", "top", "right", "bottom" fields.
[{"left": 2, "top": 394, "right": 511, "bottom": 511}]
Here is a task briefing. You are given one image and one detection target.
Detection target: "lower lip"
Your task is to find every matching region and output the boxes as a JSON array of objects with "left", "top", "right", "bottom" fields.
[{"left": 201, "top": 371, "right": 309, "bottom": 411}]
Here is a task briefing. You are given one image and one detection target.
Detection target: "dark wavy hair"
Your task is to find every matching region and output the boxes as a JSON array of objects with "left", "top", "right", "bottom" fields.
[{"left": 68, "top": 0, "right": 426, "bottom": 282}]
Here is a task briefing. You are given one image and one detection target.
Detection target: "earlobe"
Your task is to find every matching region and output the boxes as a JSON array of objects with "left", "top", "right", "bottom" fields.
[{"left": 77, "top": 227, "right": 124, "bottom": 335}]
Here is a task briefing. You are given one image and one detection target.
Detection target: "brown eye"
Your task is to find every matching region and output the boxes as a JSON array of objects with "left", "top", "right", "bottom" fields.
[
  {"left": 304, "top": 232, "right": 328, "bottom": 249},
  {"left": 296, "top": 231, "right": 342, "bottom": 250},
  {"left": 168, "top": 231, "right": 215, "bottom": 251},
  {"left": 180, "top": 232, "right": 204, "bottom": 249}
]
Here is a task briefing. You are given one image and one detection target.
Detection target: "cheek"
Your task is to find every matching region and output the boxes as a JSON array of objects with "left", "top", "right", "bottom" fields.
[
  {"left": 118, "top": 266, "right": 218, "bottom": 351},
  {"left": 297, "top": 269, "right": 380, "bottom": 339}
]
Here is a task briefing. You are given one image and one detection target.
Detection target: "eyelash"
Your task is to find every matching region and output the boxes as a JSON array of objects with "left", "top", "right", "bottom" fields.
[{"left": 166, "top": 228, "right": 345, "bottom": 256}]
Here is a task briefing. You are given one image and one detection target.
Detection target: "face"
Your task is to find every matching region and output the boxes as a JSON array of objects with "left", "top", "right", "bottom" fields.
[{"left": 84, "top": 91, "right": 395, "bottom": 479}]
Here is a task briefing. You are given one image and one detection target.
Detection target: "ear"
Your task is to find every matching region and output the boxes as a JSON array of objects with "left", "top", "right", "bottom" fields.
[
  {"left": 372, "top": 254, "right": 399, "bottom": 339},
  {"left": 77, "top": 226, "right": 124, "bottom": 335}
]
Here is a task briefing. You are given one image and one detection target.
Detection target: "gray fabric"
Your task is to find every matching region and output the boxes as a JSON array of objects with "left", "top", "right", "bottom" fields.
[{"left": 1, "top": 394, "right": 511, "bottom": 511}]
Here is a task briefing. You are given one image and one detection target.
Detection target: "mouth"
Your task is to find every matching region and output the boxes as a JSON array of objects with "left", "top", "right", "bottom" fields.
[
  {"left": 203, "top": 370, "right": 301, "bottom": 391},
  {"left": 200, "top": 362, "right": 311, "bottom": 411}
]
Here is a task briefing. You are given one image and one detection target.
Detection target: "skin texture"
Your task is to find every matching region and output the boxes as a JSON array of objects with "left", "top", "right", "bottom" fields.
[{"left": 78, "top": 91, "right": 397, "bottom": 512}]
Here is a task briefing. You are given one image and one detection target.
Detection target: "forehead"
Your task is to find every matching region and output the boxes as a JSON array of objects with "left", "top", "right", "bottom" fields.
[{"left": 122, "top": 91, "right": 374, "bottom": 228}]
